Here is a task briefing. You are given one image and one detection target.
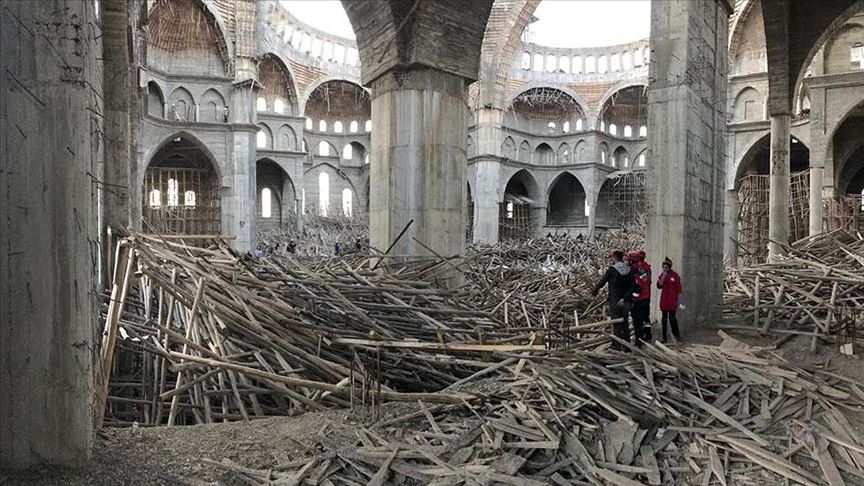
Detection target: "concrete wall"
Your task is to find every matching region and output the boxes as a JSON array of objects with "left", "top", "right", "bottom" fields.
[{"left": 1, "top": 0, "right": 101, "bottom": 468}]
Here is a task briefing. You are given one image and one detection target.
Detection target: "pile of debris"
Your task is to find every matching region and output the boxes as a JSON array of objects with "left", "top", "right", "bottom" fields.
[
  {"left": 256, "top": 213, "right": 368, "bottom": 256},
  {"left": 724, "top": 229, "right": 864, "bottom": 348},
  {"left": 463, "top": 227, "right": 646, "bottom": 326},
  {"left": 211, "top": 335, "right": 864, "bottom": 485}
]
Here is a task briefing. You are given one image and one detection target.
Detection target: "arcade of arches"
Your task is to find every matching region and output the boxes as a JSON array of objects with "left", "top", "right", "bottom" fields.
[{"left": 2, "top": 0, "right": 864, "bottom": 470}]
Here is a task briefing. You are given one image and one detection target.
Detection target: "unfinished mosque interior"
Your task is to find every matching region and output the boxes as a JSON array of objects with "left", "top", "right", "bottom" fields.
[{"left": 2, "top": 0, "right": 864, "bottom": 473}]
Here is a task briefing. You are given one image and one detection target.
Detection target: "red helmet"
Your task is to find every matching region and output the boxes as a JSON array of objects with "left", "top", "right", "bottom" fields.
[{"left": 626, "top": 250, "right": 641, "bottom": 263}]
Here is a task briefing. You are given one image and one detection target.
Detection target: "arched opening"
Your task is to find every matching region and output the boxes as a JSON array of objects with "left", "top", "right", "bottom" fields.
[
  {"left": 147, "top": 81, "right": 164, "bottom": 117},
  {"left": 342, "top": 141, "right": 366, "bottom": 165},
  {"left": 259, "top": 53, "right": 298, "bottom": 115},
  {"left": 318, "top": 172, "right": 330, "bottom": 216},
  {"left": 257, "top": 125, "right": 273, "bottom": 149},
  {"left": 317, "top": 140, "right": 337, "bottom": 157},
  {"left": 534, "top": 143, "right": 554, "bottom": 165},
  {"left": 305, "top": 80, "right": 371, "bottom": 139},
  {"left": 613, "top": 146, "right": 630, "bottom": 168},
  {"left": 502, "top": 137, "right": 516, "bottom": 159},
  {"left": 256, "top": 159, "right": 296, "bottom": 231},
  {"left": 168, "top": 87, "right": 194, "bottom": 121},
  {"left": 200, "top": 89, "right": 226, "bottom": 123},
  {"left": 505, "top": 87, "right": 585, "bottom": 136},
  {"left": 518, "top": 141, "right": 531, "bottom": 162},
  {"left": 600, "top": 85, "right": 648, "bottom": 138},
  {"left": 735, "top": 135, "right": 811, "bottom": 263},
  {"left": 596, "top": 172, "right": 647, "bottom": 230},
  {"left": 557, "top": 142, "right": 570, "bottom": 164},
  {"left": 599, "top": 143, "right": 609, "bottom": 165},
  {"left": 546, "top": 173, "right": 587, "bottom": 226},
  {"left": 827, "top": 103, "right": 864, "bottom": 231},
  {"left": 342, "top": 188, "right": 353, "bottom": 217},
  {"left": 732, "top": 87, "right": 763, "bottom": 122},
  {"left": 143, "top": 135, "right": 220, "bottom": 234},
  {"left": 278, "top": 124, "right": 298, "bottom": 151},
  {"left": 147, "top": 0, "right": 229, "bottom": 76},
  {"left": 499, "top": 170, "right": 538, "bottom": 241},
  {"left": 350, "top": 120, "right": 359, "bottom": 133}
]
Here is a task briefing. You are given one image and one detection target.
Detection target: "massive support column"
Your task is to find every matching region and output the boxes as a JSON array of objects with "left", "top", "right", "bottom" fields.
[
  {"left": 768, "top": 114, "right": 791, "bottom": 259},
  {"left": 646, "top": 0, "right": 730, "bottom": 326},
  {"left": 1, "top": 0, "right": 99, "bottom": 467},
  {"left": 226, "top": 79, "right": 260, "bottom": 251},
  {"left": 723, "top": 189, "right": 739, "bottom": 265},
  {"left": 369, "top": 68, "right": 468, "bottom": 275},
  {"left": 472, "top": 159, "right": 503, "bottom": 244}
]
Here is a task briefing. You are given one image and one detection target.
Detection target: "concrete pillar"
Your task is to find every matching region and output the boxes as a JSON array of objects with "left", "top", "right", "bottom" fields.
[
  {"left": 474, "top": 108, "right": 503, "bottom": 156},
  {"left": 724, "top": 189, "right": 739, "bottom": 265},
  {"left": 472, "top": 159, "right": 502, "bottom": 244},
  {"left": 369, "top": 67, "right": 467, "bottom": 279},
  {"left": 225, "top": 79, "right": 260, "bottom": 251},
  {"left": 1, "top": 0, "right": 99, "bottom": 467},
  {"left": 809, "top": 165, "right": 825, "bottom": 236},
  {"left": 587, "top": 202, "right": 597, "bottom": 237},
  {"left": 295, "top": 199, "right": 304, "bottom": 233},
  {"left": 808, "top": 85, "right": 828, "bottom": 236},
  {"left": 646, "top": 0, "right": 729, "bottom": 326},
  {"left": 768, "top": 114, "right": 791, "bottom": 259}
]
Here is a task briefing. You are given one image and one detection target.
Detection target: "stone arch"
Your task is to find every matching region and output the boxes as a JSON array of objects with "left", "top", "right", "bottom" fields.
[
  {"left": 732, "top": 86, "right": 763, "bottom": 122},
  {"left": 500, "top": 169, "right": 540, "bottom": 240},
  {"left": 257, "top": 124, "right": 274, "bottom": 150},
  {"left": 342, "top": 141, "right": 367, "bottom": 164},
  {"left": 557, "top": 142, "right": 571, "bottom": 164},
  {"left": 505, "top": 86, "right": 587, "bottom": 135},
  {"left": 599, "top": 84, "right": 648, "bottom": 129},
  {"left": 825, "top": 22, "right": 864, "bottom": 74},
  {"left": 168, "top": 86, "right": 195, "bottom": 121},
  {"left": 147, "top": 81, "right": 164, "bottom": 117},
  {"left": 598, "top": 142, "right": 609, "bottom": 165},
  {"left": 199, "top": 88, "right": 227, "bottom": 123},
  {"left": 505, "top": 83, "right": 590, "bottom": 117},
  {"left": 731, "top": 133, "right": 811, "bottom": 190},
  {"left": 574, "top": 140, "right": 588, "bottom": 162},
  {"left": 502, "top": 136, "right": 516, "bottom": 159},
  {"left": 142, "top": 132, "right": 222, "bottom": 234},
  {"left": 256, "top": 158, "right": 296, "bottom": 230},
  {"left": 300, "top": 76, "right": 369, "bottom": 116},
  {"left": 518, "top": 140, "right": 531, "bottom": 162},
  {"left": 258, "top": 53, "right": 300, "bottom": 115},
  {"left": 277, "top": 124, "right": 298, "bottom": 151},
  {"left": 546, "top": 171, "right": 588, "bottom": 226},
  {"left": 147, "top": 0, "right": 232, "bottom": 76},
  {"left": 534, "top": 143, "right": 554, "bottom": 165},
  {"left": 613, "top": 146, "right": 630, "bottom": 168}
]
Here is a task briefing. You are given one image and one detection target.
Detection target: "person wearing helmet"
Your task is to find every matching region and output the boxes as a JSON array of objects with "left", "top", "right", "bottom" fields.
[
  {"left": 627, "top": 250, "right": 652, "bottom": 347},
  {"left": 592, "top": 249, "right": 638, "bottom": 351},
  {"left": 656, "top": 257, "right": 683, "bottom": 342}
]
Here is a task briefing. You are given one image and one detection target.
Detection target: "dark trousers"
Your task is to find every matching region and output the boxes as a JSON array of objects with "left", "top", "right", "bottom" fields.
[
  {"left": 631, "top": 300, "right": 651, "bottom": 346},
  {"left": 609, "top": 301, "right": 631, "bottom": 351},
  {"left": 662, "top": 310, "right": 680, "bottom": 342}
]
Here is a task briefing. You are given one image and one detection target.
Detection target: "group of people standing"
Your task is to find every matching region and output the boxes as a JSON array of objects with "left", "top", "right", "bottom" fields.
[{"left": 592, "top": 250, "right": 683, "bottom": 350}]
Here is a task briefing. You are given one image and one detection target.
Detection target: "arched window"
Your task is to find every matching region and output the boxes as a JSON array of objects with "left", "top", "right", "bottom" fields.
[
  {"left": 349, "top": 120, "right": 359, "bottom": 133},
  {"left": 575, "top": 119, "right": 583, "bottom": 131},
  {"left": 319, "top": 120, "right": 327, "bottom": 132},
  {"left": 624, "top": 125, "right": 632, "bottom": 137},
  {"left": 600, "top": 120, "right": 606, "bottom": 131},
  {"left": 262, "top": 188, "right": 272, "bottom": 218},
  {"left": 274, "top": 99, "right": 285, "bottom": 114},
  {"left": 342, "top": 188, "right": 353, "bottom": 217},
  {"left": 323, "top": 41, "right": 333, "bottom": 61},
  {"left": 256, "top": 97, "right": 266, "bottom": 112},
  {"left": 311, "top": 38, "right": 322, "bottom": 58},
  {"left": 318, "top": 172, "right": 329, "bottom": 216},
  {"left": 586, "top": 56, "right": 596, "bottom": 73},
  {"left": 334, "top": 44, "right": 345, "bottom": 63},
  {"left": 257, "top": 130, "right": 267, "bottom": 148},
  {"left": 639, "top": 125, "right": 647, "bottom": 137},
  {"left": 609, "top": 124, "right": 617, "bottom": 136},
  {"left": 167, "top": 178, "right": 179, "bottom": 206},
  {"left": 148, "top": 189, "right": 161, "bottom": 207},
  {"left": 364, "top": 154, "right": 369, "bottom": 164},
  {"left": 547, "top": 121, "right": 556, "bottom": 131},
  {"left": 622, "top": 51, "right": 632, "bottom": 70},
  {"left": 598, "top": 56, "right": 608, "bottom": 73},
  {"left": 291, "top": 30, "right": 302, "bottom": 48},
  {"left": 184, "top": 190, "right": 196, "bottom": 207},
  {"left": 305, "top": 118, "right": 313, "bottom": 130},
  {"left": 559, "top": 56, "right": 570, "bottom": 73},
  {"left": 611, "top": 54, "right": 621, "bottom": 71},
  {"left": 533, "top": 53, "right": 543, "bottom": 71},
  {"left": 521, "top": 52, "right": 531, "bottom": 70},
  {"left": 343, "top": 144, "right": 353, "bottom": 160},
  {"left": 584, "top": 200, "right": 591, "bottom": 217},
  {"left": 365, "top": 120, "right": 372, "bottom": 132},
  {"left": 601, "top": 151, "right": 607, "bottom": 164},
  {"left": 572, "top": 56, "right": 583, "bottom": 73},
  {"left": 624, "top": 156, "right": 629, "bottom": 167},
  {"left": 300, "top": 33, "right": 312, "bottom": 52},
  {"left": 638, "top": 153, "right": 646, "bottom": 167},
  {"left": 563, "top": 121, "right": 570, "bottom": 133},
  {"left": 333, "top": 121, "right": 343, "bottom": 133},
  {"left": 634, "top": 48, "right": 643, "bottom": 66},
  {"left": 318, "top": 141, "right": 331, "bottom": 156},
  {"left": 546, "top": 54, "right": 556, "bottom": 72}
]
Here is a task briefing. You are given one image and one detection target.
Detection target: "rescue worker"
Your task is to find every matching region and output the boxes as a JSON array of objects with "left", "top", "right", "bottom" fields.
[
  {"left": 656, "top": 257, "right": 683, "bottom": 343},
  {"left": 627, "top": 250, "right": 652, "bottom": 347},
  {"left": 592, "top": 250, "right": 638, "bottom": 351}
]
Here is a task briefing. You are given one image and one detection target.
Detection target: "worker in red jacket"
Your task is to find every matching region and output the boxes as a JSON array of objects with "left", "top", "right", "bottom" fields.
[
  {"left": 627, "top": 250, "right": 652, "bottom": 347},
  {"left": 656, "top": 257, "right": 682, "bottom": 343}
]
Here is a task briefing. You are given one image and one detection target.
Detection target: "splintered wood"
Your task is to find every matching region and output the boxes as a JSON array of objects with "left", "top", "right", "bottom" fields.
[
  {"left": 724, "top": 229, "right": 864, "bottom": 349},
  {"left": 98, "top": 231, "right": 864, "bottom": 484}
]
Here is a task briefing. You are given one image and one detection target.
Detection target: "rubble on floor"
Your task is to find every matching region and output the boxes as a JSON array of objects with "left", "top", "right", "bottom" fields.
[{"left": 97, "top": 229, "right": 864, "bottom": 485}]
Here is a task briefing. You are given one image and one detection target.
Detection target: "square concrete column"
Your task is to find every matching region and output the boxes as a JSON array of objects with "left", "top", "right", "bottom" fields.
[
  {"left": 1, "top": 0, "right": 99, "bottom": 467},
  {"left": 471, "top": 158, "right": 502, "bottom": 244},
  {"left": 646, "top": 0, "right": 729, "bottom": 326},
  {"left": 768, "top": 114, "right": 791, "bottom": 259},
  {"left": 369, "top": 68, "right": 468, "bottom": 281},
  {"left": 724, "top": 189, "right": 739, "bottom": 266}
]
